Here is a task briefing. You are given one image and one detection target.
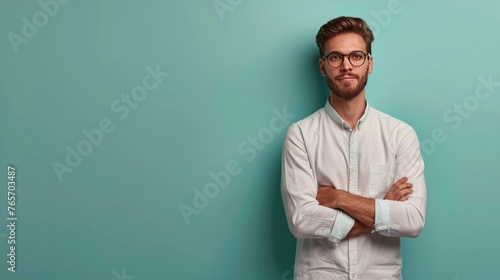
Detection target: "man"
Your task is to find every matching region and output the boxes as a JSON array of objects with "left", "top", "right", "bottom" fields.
[{"left": 281, "top": 16, "right": 426, "bottom": 279}]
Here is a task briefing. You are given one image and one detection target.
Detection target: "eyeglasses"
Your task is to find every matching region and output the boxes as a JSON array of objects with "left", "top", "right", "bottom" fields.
[{"left": 322, "top": 51, "right": 371, "bottom": 68}]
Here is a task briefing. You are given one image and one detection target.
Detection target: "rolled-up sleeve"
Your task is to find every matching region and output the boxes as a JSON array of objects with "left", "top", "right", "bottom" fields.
[
  {"left": 374, "top": 126, "right": 427, "bottom": 237},
  {"left": 281, "top": 123, "right": 349, "bottom": 242},
  {"left": 329, "top": 210, "right": 355, "bottom": 243}
]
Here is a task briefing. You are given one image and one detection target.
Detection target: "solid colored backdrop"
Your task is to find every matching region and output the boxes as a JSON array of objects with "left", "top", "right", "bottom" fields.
[{"left": 1, "top": 1, "right": 499, "bottom": 279}]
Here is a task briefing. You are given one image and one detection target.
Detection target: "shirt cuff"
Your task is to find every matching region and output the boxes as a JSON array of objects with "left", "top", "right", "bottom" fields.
[
  {"left": 374, "top": 199, "right": 395, "bottom": 233},
  {"left": 328, "top": 211, "right": 355, "bottom": 244}
]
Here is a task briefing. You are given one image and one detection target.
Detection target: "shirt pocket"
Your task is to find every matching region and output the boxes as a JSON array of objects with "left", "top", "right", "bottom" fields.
[{"left": 368, "top": 163, "right": 395, "bottom": 198}]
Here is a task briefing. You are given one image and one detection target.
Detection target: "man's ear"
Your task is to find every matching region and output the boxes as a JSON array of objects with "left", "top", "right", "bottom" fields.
[
  {"left": 368, "top": 55, "right": 373, "bottom": 74},
  {"left": 319, "top": 58, "right": 326, "bottom": 76}
]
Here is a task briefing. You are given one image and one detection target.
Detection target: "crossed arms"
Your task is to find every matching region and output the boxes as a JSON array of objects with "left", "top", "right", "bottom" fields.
[
  {"left": 316, "top": 177, "right": 413, "bottom": 239},
  {"left": 281, "top": 123, "right": 427, "bottom": 242}
]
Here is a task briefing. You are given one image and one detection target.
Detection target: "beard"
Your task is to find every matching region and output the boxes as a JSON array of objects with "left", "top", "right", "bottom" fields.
[{"left": 326, "top": 68, "right": 369, "bottom": 100}]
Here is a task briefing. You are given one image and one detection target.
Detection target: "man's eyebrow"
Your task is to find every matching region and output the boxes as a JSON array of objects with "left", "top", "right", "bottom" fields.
[{"left": 326, "top": 50, "right": 364, "bottom": 55}]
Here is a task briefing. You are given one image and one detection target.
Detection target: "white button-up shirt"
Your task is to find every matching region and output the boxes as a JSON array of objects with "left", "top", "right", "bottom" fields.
[{"left": 281, "top": 99, "right": 426, "bottom": 280}]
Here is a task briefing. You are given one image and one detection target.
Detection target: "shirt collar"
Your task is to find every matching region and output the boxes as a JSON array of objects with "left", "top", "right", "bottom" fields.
[{"left": 324, "top": 98, "right": 371, "bottom": 131}]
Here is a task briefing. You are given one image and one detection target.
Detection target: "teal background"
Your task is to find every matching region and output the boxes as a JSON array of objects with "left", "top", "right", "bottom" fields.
[{"left": 0, "top": 0, "right": 499, "bottom": 279}]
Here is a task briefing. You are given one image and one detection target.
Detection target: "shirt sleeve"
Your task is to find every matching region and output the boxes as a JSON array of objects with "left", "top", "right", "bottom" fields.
[
  {"left": 281, "top": 123, "right": 348, "bottom": 242},
  {"left": 374, "top": 126, "right": 427, "bottom": 237},
  {"left": 329, "top": 210, "right": 355, "bottom": 244}
]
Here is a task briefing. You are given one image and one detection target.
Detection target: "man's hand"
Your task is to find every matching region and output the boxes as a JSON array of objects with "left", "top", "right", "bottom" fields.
[{"left": 384, "top": 177, "right": 413, "bottom": 201}]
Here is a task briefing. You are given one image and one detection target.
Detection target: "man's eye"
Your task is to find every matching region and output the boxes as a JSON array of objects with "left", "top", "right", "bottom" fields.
[
  {"left": 351, "top": 52, "right": 365, "bottom": 60},
  {"left": 329, "top": 55, "right": 341, "bottom": 60}
]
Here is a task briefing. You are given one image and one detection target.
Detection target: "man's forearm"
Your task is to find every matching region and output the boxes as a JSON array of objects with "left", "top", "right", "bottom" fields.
[
  {"left": 333, "top": 190, "right": 375, "bottom": 227},
  {"left": 345, "top": 219, "right": 372, "bottom": 239},
  {"left": 316, "top": 187, "right": 375, "bottom": 240},
  {"left": 317, "top": 187, "right": 376, "bottom": 228}
]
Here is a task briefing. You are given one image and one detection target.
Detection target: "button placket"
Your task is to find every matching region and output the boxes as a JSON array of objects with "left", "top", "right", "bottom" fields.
[
  {"left": 348, "top": 131, "right": 358, "bottom": 279},
  {"left": 348, "top": 131, "right": 358, "bottom": 193}
]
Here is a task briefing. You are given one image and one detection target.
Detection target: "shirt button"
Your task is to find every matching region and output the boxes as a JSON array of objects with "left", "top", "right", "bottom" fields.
[{"left": 352, "top": 273, "right": 357, "bottom": 278}]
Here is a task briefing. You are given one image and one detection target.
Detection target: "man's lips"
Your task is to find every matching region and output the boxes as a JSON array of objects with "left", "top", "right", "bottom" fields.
[{"left": 337, "top": 75, "right": 357, "bottom": 81}]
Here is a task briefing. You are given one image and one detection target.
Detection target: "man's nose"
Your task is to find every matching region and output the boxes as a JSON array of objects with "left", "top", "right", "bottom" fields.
[{"left": 340, "top": 55, "right": 352, "bottom": 71}]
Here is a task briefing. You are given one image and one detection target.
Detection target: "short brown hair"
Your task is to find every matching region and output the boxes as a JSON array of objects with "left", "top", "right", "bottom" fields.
[{"left": 316, "top": 16, "right": 374, "bottom": 57}]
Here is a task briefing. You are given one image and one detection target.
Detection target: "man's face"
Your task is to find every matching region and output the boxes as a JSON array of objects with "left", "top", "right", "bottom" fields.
[{"left": 319, "top": 32, "right": 373, "bottom": 100}]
